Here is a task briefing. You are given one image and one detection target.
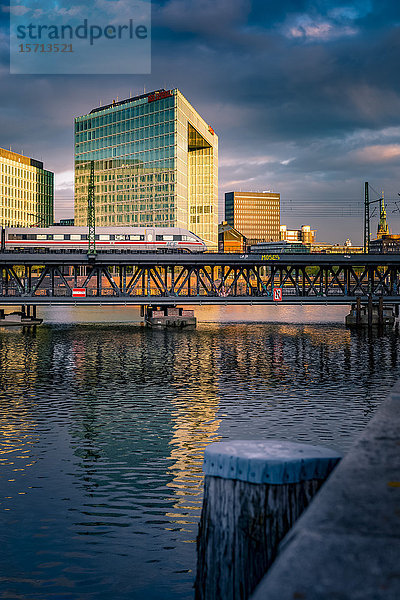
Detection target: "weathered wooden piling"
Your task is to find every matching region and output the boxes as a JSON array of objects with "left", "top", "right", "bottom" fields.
[
  {"left": 195, "top": 440, "right": 341, "bottom": 600},
  {"left": 356, "top": 296, "right": 361, "bottom": 325},
  {"left": 368, "top": 294, "right": 373, "bottom": 327}
]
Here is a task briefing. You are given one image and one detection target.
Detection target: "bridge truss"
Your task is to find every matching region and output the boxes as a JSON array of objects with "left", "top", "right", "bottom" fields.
[{"left": 0, "top": 253, "right": 400, "bottom": 304}]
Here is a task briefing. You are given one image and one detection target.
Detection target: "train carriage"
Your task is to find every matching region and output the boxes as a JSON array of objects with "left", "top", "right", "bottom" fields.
[{"left": 2, "top": 226, "right": 206, "bottom": 253}]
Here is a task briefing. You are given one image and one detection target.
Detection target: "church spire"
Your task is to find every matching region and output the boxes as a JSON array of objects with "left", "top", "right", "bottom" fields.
[{"left": 377, "top": 191, "right": 389, "bottom": 238}]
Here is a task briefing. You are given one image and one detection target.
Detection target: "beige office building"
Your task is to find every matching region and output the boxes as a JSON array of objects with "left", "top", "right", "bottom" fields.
[
  {"left": 75, "top": 89, "right": 218, "bottom": 250},
  {"left": 0, "top": 148, "right": 53, "bottom": 227},
  {"left": 225, "top": 191, "right": 280, "bottom": 246}
]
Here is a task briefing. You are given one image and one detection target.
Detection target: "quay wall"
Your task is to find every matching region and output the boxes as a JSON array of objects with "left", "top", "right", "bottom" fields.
[{"left": 251, "top": 381, "right": 400, "bottom": 600}]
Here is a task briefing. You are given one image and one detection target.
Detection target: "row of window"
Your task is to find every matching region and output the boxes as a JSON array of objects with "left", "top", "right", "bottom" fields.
[
  {"left": 77, "top": 146, "right": 175, "bottom": 163},
  {"left": 76, "top": 99, "right": 174, "bottom": 131},
  {"left": 76, "top": 123, "right": 175, "bottom": 143},
  {"left": 76, "top": 153, "right": 176, "bottom": 171},
  {"left": 8, "top": 233, "right": 189, "bottom": 242}
]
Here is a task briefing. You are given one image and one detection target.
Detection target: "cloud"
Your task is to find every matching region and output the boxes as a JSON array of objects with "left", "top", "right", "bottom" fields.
[
  {"left": 219, "top": 155, "right": 277, "bottom": 167},
  {"left": 55, "top": 169, "right": 74, "bottom": 190},
  {"left": 154, "top": 0, "right": 251, "bottom": 37},
  {"left": 353, "top": 144, "right": 400, "bottom": 163},
  {"left": 284, "top": 16, "right": 358, "bottom": 41},
  {"left": 8, "top": 5, "right": 30, "bottom": 16}
]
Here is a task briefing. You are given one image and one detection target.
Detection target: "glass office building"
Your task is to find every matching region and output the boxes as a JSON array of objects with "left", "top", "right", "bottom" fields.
[
  {"left": 225, "top": 191, "right": 280, "bottom": 246},
  {"left": 74, "top": 89, "right": 218, "bottom": 249},
  {"left": 0, "top": 147, "right": 53, "bottom": 227}
]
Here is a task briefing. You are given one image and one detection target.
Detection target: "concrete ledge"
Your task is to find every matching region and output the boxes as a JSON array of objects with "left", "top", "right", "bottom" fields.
[{"left": 251, "top": 381, "right": 400, "bottom": 600}]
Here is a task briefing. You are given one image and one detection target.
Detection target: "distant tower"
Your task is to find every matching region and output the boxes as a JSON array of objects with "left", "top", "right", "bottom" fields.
[{"left": 377, "top": 191, "right": 389, "bottom": 238}]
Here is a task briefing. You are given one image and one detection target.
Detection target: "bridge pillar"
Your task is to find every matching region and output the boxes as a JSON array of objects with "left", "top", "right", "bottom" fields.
[{"left": 144, "top": 305, "right": 196, "bottom": 329}]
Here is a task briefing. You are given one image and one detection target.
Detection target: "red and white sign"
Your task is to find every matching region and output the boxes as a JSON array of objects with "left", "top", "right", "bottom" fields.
[
  {"left": 273, "top": 287, "right": 283, "bottom": 302},
  {"left": 72, "top": 288, "right": 86, "bottom": 298},
  {"left": 148, "top": 90, "right": 173, "bottom": 103}
]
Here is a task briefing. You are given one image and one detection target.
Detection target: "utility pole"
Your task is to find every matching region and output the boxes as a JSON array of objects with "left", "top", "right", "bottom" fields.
[
  {"left": 364, "top": 181, "right": 370, "bottom": 254},
  {"left": 87, "top": 160, "right": 96, "bottom": 257}
]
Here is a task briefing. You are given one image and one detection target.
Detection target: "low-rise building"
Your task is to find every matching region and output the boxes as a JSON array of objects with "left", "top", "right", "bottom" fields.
[
  {"left": 218, "top": 221, "right": 246, "bottom": 253},
  {"left": 370, "top": 235, "right": 400, "bottom": 253},
  {"left": 54, "top": 218, "right": 75, "bottom": 226},
  {"left": 280, "top": 225, "right": 316, "bottom": 244}
]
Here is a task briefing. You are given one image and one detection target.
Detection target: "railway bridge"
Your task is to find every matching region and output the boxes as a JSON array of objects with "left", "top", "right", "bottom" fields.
[{"left": 0, "top": 251, "right": 399, "bottom": 324}]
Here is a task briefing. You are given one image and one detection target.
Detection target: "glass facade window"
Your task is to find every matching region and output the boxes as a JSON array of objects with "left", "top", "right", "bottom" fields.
[
  {"left": 0, "top": 148, "right": 54, "bottom": 227},
  {"left": 74, "top": 89, "right": 218, "bottom": 250}
]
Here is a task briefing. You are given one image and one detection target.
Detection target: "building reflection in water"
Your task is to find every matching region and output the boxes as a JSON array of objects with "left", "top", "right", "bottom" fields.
[
  {"left": 165, "top": 334, "right": 221, "bottom": 540},
  {"left": 0, "top": 327, "right": 39, "bottom": 510}
]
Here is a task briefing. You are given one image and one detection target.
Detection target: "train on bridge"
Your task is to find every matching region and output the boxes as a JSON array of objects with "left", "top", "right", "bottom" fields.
[{"left": 0, "top": 226, "right": 207, "bottom": 253}]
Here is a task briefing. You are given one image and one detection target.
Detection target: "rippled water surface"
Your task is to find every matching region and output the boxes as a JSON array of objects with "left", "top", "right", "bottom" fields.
[{"left": 0, "top": 305, "right": 399, "bottom": 599}]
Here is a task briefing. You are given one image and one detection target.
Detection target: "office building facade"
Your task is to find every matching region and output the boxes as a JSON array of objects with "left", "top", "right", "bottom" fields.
[
  {"left": 224, "top": 191, "right": 280, "bottom": 246},
  {"left": 75, "top": 89, "right": 218, "bottom": 250},
  {"left": 0, "top": 147, "right": 53, "bottom": 227}
]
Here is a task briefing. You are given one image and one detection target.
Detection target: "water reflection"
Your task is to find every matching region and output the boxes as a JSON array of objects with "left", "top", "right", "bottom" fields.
[
  {"left": 166, "top": 333, "right": 221, "bottom": 539},
  {"left": 0, "top": 313, "right": 400, "bottom": 599}
]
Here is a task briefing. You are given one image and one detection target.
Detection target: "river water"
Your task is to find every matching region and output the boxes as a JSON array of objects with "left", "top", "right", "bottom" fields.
[{"left": 0, "top": 305, "right": 399, "bottom": 599}]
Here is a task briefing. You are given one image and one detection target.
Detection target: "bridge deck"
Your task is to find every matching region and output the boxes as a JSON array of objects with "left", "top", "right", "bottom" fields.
[{"left": 1, "top": 252, "right": 400, "bottom": 304}]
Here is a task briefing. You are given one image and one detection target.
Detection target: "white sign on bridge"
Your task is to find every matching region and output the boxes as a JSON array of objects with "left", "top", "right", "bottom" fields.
[
  {"left": 273, "top": 287, "right": 283, "bottom": 302},
  {"left": 72, "top": 288, "right": 86, "bottom": 298}
]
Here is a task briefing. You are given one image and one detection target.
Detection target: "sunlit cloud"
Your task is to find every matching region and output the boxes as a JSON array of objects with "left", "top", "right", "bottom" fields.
[
  {"left": 284, "top": 15, "right": 358, "bottom": 41},
  {"left": 55, "top": 170, "right": 74, "bottom": 191},
  {"left": 353, "top": 144, "right": 400, "bottom": 163},
  {"left": 219, "top": 155, "right": 277, "bottom": 167}
]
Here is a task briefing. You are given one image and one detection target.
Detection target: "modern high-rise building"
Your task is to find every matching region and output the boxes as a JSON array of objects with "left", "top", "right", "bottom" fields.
[
  {"left": 74, "top": 89, "right": 218, "bottom": 250},
  {"left": 0, "top": 147, "right": 54, "bottom": 227},
  {"left": 224, "top": 191, "right": 280, "bottom": 246}
]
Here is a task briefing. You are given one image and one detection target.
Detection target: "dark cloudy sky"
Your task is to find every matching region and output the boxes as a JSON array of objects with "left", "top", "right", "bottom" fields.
[{"left": 1, "top": 0, "right": 400, "bottom": 244}]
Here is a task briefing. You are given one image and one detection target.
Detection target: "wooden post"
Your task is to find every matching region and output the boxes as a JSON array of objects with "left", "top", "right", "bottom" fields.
[
  {"left": 378, "top": 297, "right": 383, "bottom": 326},
  {"left": 368, "top": 294, "right": 373, "bottom": 327},
  {"left": 195, "top": 441, "right": 341, "bottom": 600},
  {"left": 356, "top": 297, "right": 361, "bottom": 325}
]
